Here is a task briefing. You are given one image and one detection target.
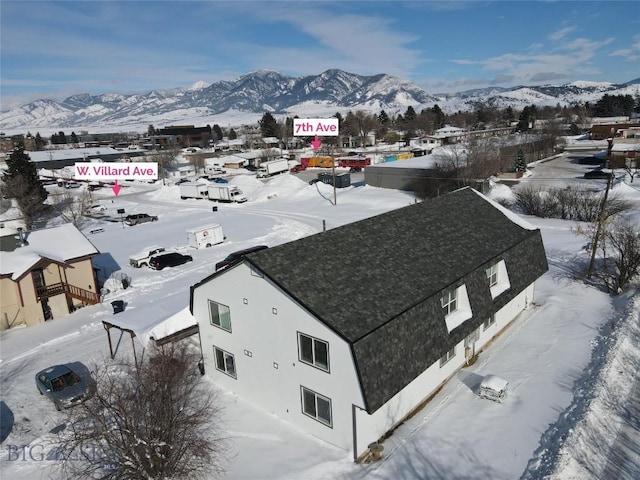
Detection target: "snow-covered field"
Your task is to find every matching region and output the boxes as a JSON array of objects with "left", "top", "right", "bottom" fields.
[{"left": 0, "top": 151, "right": 638, "bottom": 479}]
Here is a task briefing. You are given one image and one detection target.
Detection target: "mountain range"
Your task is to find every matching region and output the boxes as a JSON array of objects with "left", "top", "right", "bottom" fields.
[{"left": 1, "top": 69, "right": 638, "bottom": 133}]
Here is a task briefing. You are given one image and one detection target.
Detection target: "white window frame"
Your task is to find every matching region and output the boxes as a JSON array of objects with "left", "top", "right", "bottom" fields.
[
  {"left": 487, "top": 260, "right": 510, "bottom": 299},
  {"left": 442, "top": 284, "right": 473, "bottom": 333},
  {"left": 209, "top": 299, "right": 231, "bottom": 332},
  {"left": 439, "top": 346, "right": 456, "bottom": 367},
  {"left": 486, "top": 263, "right": 499, "bottom": 287},
  {"left": 213, "top": 346, "right": 236, "bottom": 379},
  {"left": 297, "top": 333, "right": 330, "bottom": 372},
  {"left": 301, "top": 386, "right": 332, "bottom": 427},
  {"left": 440, "top": 289, "right": 458, "bottom": 315}
]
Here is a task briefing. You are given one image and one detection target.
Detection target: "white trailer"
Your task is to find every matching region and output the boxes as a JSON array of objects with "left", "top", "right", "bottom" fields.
[
  {"left": 256, "top": 158, "right": 289, "bottom": 178},
  {"left": 204, "top": 158, "right": 226, "bottom": 174},
  {"left": 179, "top": 181, "right": 209, "bottom": 199},
  {"left": 187, "top": 224, "right": 224, "bottom": 249},
  {"left": 207, "top": 185, "right": 247, "bottom": 203}
]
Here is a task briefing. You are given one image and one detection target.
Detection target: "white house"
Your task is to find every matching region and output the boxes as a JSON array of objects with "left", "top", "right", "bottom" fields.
[{"left": 190, "top": 187, "right": 548, "bottom": 461}]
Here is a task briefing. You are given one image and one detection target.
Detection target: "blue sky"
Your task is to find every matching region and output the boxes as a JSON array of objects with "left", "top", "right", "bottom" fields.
[{"left": 1, "top": 1, "right": 638, "bottom": 109}]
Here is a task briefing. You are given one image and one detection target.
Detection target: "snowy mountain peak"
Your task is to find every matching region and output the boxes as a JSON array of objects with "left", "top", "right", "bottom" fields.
[
  {"left": 567, "top": 80, "right": 613, "bottom": 89},
  {"left": 1, "top": 70, "right": 638, "bottom": 132},
  {"left": 188, "top": 81, "right": 210, "bottom": 91}
]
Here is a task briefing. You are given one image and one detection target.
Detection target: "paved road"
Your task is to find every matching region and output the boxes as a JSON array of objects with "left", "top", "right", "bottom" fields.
[{"left": 601, "top": 373, "right": 640, "bottom": 480}]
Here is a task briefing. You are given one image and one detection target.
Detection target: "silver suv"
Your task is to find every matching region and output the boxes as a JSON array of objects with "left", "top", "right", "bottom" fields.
[{"left": 125, "top": 213, "right": 158, "bottom": 226}]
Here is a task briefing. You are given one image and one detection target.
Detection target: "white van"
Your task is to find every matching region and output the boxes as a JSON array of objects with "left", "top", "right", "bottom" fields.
[{"left": 478, "top": 375, "right": 509, "bottom": 403}]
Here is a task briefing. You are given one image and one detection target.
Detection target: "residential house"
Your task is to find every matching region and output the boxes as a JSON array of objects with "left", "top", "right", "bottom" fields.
[
  {"left": 0, "top": 224, "right": 100, "bottom": 330},
  {"left": 190, "top": 187, "right": 548, "bottom": 460}
]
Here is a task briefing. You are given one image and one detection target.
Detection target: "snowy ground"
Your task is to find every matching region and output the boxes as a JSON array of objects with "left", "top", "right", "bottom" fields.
[{"left": 1, "top": 150, "right": 638, "bottom": 479}]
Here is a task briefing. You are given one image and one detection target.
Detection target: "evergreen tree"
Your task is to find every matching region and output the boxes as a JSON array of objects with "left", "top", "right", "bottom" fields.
[
  {"left": 378, "top": 110, "right": 390, "bottom": 125},
  {"left": 517, "top": 105, "right": 536, "bottom": 131},
  {"left": 147, "top": 124, "right": 157, "bottom": 136},
  {"left": 229, "top": 128, "right": 237, "bottom": 140},
  {"left": 1, "top": 142, "right": 49, "bottom": 229},
  {"left": 35, "top": 132, "right": 46, "bottom": 150},
  {"left": 212, "top": 124, "right": 224, "bottom": 141},
  {"left": 58, "top": 131, "right": 67, "bottom": 144},
  {"left": 593, "top": 94, "right": 636, "bottom": 117},
  {"left": 70, "top": 131, "right": 79, "bottom": 145},
  {"left": 514, "top": 148, "right": 526, "bottom": 172},
  {"left": 503, "top": 106, "right": 515, "bottom": 125},
  {"left": 259, "top": 112, "right": 279, "bottom": 138},
  {"left": 431, "top": 104, "right": 445, "bottom": 129},
  {"left": 404, "top": 106, "right": 417, "bottom": 125}
]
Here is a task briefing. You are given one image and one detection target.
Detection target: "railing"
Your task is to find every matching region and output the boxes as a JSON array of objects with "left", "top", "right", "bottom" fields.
[
  {"left": 36, "top": 283, "right": 66, "bottom": 298},
  {"left": 36, "top": 283, "right": 100, "bottom": 305}
]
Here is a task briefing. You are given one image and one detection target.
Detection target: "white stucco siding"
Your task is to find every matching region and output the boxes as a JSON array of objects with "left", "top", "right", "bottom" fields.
[
  {"left": 476, "top": 283, "right": 534, "bottom": 350},
  {"left": 194, "top": 262, "right": 365, "bottom": 451}
]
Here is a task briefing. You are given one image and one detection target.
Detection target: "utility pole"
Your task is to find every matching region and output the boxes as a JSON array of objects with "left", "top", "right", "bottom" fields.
[
  {"left": 332, "top": 155, "right": 337, "bottom": 206},
  {"left": 587, "top": 128, "right": 615, "bottom": 278}
]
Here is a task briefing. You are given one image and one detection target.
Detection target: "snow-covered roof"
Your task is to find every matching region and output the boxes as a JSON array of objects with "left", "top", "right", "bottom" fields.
[
  {"left": 435, "top": 125, "right": 466, "bottom": 135},
  {"left": 612, "top": 142, "right": 640, "bottom": 152},
  {"left": 104, "top": 306, "right": 197, "bottom": 347},
  {"left": 1, "top": 223, "right": 100, "bottom": 280},
  {"left": 27, "top": 147, "right": 143, "bottom": 163}
]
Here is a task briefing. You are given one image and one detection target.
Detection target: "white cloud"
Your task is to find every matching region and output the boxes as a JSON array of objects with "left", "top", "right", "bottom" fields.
[{"left": 548, "top": 26, "right": 577, "bottom": 41}]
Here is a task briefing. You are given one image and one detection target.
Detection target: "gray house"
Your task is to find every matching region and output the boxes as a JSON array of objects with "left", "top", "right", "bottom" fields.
[{"left": 191, "top": 187, "right": 548, "bottom": 460}]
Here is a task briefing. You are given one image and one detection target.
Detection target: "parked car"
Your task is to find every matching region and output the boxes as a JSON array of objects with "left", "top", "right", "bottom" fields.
[
  {"left": 583, "top": 169, "right": 611, "bottom": 179},
  {"left": 129, "top": 245, "right": 166, "bottom": 268},
  {"left": 125, "top": 213, "right": 158, "bottom": 226},
  {"left": 478, "top": 374, "right": 509, "bottom": 403},
  {"left": 64, "top": 182, "right": 82, "bottom": 189},
  {"left": 149, "top": 252, "right": 193, "bottom": 270},
  {"left": 174, "top": 178, "right": 191, "bottom": 185},
  {"left": 35, "top": 364, "right": 93, "bottom": 411},
  {"left": 85, "top": 204, "right": 107, "bottom": 214},
  {"left": 215, "top": 245, "right": 268, "bottom": 272},
  {"left": 213, "top": 177, "right": 228, "bottom": 184},
  {"left": 290, "top": 164, "right": 305, "bottom": 173}
]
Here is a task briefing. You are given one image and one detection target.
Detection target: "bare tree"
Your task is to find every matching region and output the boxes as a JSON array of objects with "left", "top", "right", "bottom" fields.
[
  {"left": 601, "top": 219, "right": 640, "bottom": 292},
  {"left": 54, "top": 343, "right": 227, "bottom": 480},
  {"left": 50, "top": 189, "right": 93, "bottom": 228},
  {"left": 152, "top": 148, "right": 180, "bottom": 185}
]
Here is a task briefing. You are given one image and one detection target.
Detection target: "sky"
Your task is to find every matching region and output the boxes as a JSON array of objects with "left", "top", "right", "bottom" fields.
[
  {"left": 1, "top": 1, "right": 639, "bottom": 110},
  {"left": 0, "top": 143, "right": 639, "bottom": 479}
]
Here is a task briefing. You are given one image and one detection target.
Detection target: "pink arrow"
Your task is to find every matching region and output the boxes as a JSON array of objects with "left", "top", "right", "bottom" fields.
[
  {"left": 311, "top": 135, "right": 322, "bottom": 151},
  {"left": 112, "top": 179, "right": 121, "bottom": 196}
]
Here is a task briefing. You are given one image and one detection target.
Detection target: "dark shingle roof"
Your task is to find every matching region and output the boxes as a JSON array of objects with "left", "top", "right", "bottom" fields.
[{"left": 243, "top": 188, "right": 548, "bottom": 412}]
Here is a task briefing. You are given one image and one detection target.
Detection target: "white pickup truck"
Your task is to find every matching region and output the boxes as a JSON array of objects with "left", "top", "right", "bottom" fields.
[{"left": 129, "top": 245, "right": 166, "bottom": 268}]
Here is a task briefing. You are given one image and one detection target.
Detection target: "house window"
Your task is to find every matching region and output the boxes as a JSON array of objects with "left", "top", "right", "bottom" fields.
[
  {"left": 439, "top": 346, "right": 456, "bottom": 367},
  {"left": 213, "top": 346, "right": 236, "bottom": 378},
  {"left": 301, "top": 386, "right": 332, "bottom": 427},
  {"left": 487, "top": 260, "right": 511, "bottom": 299},
  {"left": 298, "top": 333, "right": 329, "bottom": 372},
  {"left": 486, "top": 263, "right": 499, "bottom": 287},
  {"left": 483, "top": 315, "right": 496, "bottom": 330},
  {"left": 209, "top": 300, "right": 231, "bottom": 332},
  {"left": 440, "top": 289, "right": 458, "bottom": 316}
]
